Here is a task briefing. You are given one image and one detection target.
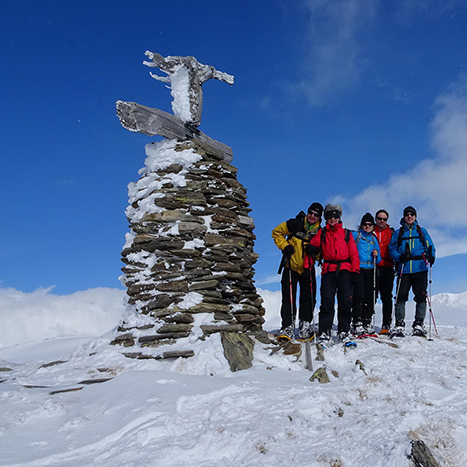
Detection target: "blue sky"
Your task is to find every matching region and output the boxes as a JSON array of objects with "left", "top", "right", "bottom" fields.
[{"left": 1, "top": 0, "right": 467, "bottom": 296}]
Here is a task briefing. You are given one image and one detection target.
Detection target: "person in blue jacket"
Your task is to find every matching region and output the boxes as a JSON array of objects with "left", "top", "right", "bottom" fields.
[
  {"left": 351, "top": 213, "right": 381, "bottom": 336},
  {"left": 389, "top": 206, "right": 435, "bottom": 337}
]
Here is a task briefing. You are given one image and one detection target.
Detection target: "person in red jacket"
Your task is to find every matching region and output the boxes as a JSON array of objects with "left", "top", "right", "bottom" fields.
[
  {"left": 374, "top": 209, "right": 395, "bottom": 334},
  {"left": 308, "top": 204, "right": 360, "bottom": 344}
]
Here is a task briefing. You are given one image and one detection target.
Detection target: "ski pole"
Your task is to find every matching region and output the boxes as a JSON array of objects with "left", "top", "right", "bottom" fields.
[
  {"left": 289, "top": 259, "right": 295, "bottom": 336},
  {"left": 422, "top": 251, "right": 438, "bottom": 338},
  {"left": 427, "top": 263, "right": 438, "bottom": 337},
  {"left": 303, "top": 260, "right": 314, "bottom": 371},
  {"left": 394, "top": 262, "right": 404, "bottom": 304},
  {"left": 372, "top": 255, "right": 377, "bottom": 329},
  {"left": 309, "top": 255, "right": 316, "bottom": 336}
]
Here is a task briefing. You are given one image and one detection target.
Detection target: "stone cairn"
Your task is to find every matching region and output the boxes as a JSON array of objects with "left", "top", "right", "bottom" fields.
[{"left": 112, "top": 52, "right": 266, "bottom": 369}]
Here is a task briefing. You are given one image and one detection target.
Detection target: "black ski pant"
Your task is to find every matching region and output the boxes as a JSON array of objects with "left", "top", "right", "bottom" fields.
[
  {"left": 376, "top": 266, "right": 394, "bottom": 326},
  {"left": 352, "top": 268, "right": 375, "bottom": 326},
  {"left": 395, "top": 271, "right": 428, "bottom": 324},
  {"left": 319, "top": 270, "right": 353, "bottom": 334},
  {"left": 280, "top": 267, "right": 316, "bottom": 329}
]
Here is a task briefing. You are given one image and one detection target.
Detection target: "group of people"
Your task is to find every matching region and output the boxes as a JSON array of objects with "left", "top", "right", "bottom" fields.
[{"left": 272, "top": 203, "right": 436, "bottom": 344}]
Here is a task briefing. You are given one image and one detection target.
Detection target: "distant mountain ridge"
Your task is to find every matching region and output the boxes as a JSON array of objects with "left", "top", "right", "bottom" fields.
[{"left": 433, "top": 291, "right": 467, "bottom": 308}]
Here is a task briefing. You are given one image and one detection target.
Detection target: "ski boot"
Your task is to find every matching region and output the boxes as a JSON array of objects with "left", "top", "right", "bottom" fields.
[
  {"left": 277, "top": 325, "right": 294, "bottom": 342},
  {"left": 362, "top": 322, "right": 376, "bottom": 336},
  {"left": 379, "top": 324, "right": 391, "bottom": 335},
  {"left": 339, "top": 331, "right": 357, "bottom": 347},
  {"left": 353, "top": 322, "right": 365, "bottom": 337},
  {"left": 317, "top": 331, "right": 331, "bottom": 345},
  {"left": 412, "top": 320, "right": 427, "bottom": 337},
  {"left": 298, "top": 320, "right": 315, "bottom": 340},
  {"left": 390, "top": 320, "right": 405, "bottom": 338}
]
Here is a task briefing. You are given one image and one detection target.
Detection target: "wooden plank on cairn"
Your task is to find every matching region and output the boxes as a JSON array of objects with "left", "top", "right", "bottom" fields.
[{"left": 116, "top": 101, "right": 233, "bottom": 163}]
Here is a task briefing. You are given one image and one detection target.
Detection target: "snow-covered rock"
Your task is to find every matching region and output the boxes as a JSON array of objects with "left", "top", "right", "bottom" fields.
[{"left": 117, "top": 139, "right": 264, "bottom": 359}]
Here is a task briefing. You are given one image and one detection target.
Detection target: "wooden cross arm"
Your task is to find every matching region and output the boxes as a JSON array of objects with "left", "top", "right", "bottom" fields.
[{"left": 116, "top": 100, "right": 233, "bottom": 163}]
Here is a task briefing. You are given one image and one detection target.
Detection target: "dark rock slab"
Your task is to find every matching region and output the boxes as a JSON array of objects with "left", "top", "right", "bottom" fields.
[
  {"left": 220, "top": 331, "right": 254, "bottom": 372},
  {"left": 409, "top": 440, "right": 439, "bottom": 467}
]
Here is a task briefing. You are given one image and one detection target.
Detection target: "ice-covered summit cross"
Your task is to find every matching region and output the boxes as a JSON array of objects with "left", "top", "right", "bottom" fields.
[{"left": 143, "top": 51, "right": 234, "bottom": 128}]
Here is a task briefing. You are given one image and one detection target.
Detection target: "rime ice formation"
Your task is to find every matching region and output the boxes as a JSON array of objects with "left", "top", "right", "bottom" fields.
[{"left": 143, "top": 51, "right": 234, "bottom": 127}]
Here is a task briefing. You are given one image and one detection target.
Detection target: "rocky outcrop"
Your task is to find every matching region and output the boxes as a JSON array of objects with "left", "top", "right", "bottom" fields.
[{"left": 113, "top": 138, "right": 265, "bottom": 358}]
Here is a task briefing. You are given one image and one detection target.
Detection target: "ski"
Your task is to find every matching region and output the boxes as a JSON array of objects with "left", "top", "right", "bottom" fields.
[
  {"left": 412, "top": 330, "right": 428, "bottom": 338},
  {"left": 367, "top": 336, "right": 399, "bottom": 348},
  {"left": 268, "top": 331, "right": 315, "bottom": 344},
  {"left": 412, "top": 332, "right": 433, "bottom": 342},
  {"left": 276, "top": 334, "right": 293, "bottom": 343},
  {"left": 355, "top": 333, "right": 378, "bottom": 340},
  {"left": 267, "top": 332, "right": 302, "bottom": 356},
  {"left": 296, "top": 334, "right": 316, "bottom": 343}
]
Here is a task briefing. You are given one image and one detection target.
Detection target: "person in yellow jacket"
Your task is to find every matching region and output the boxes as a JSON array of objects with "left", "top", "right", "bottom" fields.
[{"left": 272, "top": 202, "right": 323, "bottom": 339}]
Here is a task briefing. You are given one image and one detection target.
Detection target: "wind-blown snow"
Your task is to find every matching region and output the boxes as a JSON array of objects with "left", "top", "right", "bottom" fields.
[
  {"left": 1, "top": 288, "right": 467, "bottom": 466},
  {"left": 125, "top": 139, "right": 202, "bottom": 223}
]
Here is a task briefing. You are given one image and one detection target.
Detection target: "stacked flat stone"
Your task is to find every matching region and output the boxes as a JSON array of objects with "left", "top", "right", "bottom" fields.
[{"left": 114, "top": 138, "right": 265, "bottom": 352}]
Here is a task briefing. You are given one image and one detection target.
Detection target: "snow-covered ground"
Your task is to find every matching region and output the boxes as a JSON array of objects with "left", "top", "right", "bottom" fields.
[{"left": 1, "top": 289, "right": 467, "bottom": 466}]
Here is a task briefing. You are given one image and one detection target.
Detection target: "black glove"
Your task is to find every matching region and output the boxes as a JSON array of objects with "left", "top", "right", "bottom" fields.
[
  {"left": 399, "top": 253, "right": 411, "bottom": 263},
  {"left": 305, "top": 244, "right": 319, "bottom": 256},
  {"left": 351, "top": 272, "right": 359, "bottom": 286},
  {"left": 427, "top": 252, "right": 435, "bottom": 266},
  {"left": 283, "top": 245, "right": 295, "bottom": 257}
]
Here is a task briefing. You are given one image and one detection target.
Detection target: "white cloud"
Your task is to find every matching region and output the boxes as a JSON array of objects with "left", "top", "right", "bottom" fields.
[
  {"left": 257, "top": 287, "right": 282, "bottom": 330},
  {"left": 298, "top": 0, "right": 377, "bottom": 106},
  {"left": 256, "top": 274, "right": 281, "bottom": 286},
  {"left": 0, "top": 286, "right": 283, "bottom": 347},
  {"left": 0, "top": 287, "right": 125, "bottom": 348},
  {"left": 340, "top": 73, "right": 467, "bottom": 258}
]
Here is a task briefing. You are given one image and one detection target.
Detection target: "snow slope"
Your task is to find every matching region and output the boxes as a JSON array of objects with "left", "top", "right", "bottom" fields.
[{"left": 1, "top": 294, "right": 467, "bottom": 466}]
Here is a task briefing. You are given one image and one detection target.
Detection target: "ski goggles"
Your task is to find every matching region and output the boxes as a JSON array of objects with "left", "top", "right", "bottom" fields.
[{"left": 325, "top": 210, "right": 340, "bottom": 220}]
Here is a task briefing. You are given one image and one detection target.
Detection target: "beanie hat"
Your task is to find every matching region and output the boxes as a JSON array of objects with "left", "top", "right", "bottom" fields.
[
  {"left": 324, "top": 203, "right": 343, "bottom": 219},
  {"left": 403, "top": 206, "right": 417, "bottom": 217},
  {"left": 360, "top": 212, "right": 375, "bottom": 226},
  {"left": 307, "top": 202, "right": 324, "bottom": 217}
]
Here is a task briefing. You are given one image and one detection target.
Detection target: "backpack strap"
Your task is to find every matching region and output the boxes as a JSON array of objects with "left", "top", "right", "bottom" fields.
[
  {"left": 416, "top": 225, "right": 427, "bottom": 252},
  {"left": 397, "top": 225, "right": 427, "bottom": 251},
  {"left": 354, "top": 231, "right": 362, "bottom": 245}
]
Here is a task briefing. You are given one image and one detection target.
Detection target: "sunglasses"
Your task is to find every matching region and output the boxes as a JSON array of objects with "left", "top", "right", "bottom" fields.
[
  {"left": 376, "top": 216, "right": 388, "bottom": 221},
  {"left": 404, "top": 212, "right": 416, "bottom": 217},
  {"left": 325, "top": 213, "right": 340, "bottom": 220},
  {"left": 362, "top": 222, "right": 373, "bottom": 227},
  {"left": 308, "top": 211, "right": 320, "bottom": 217}
]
